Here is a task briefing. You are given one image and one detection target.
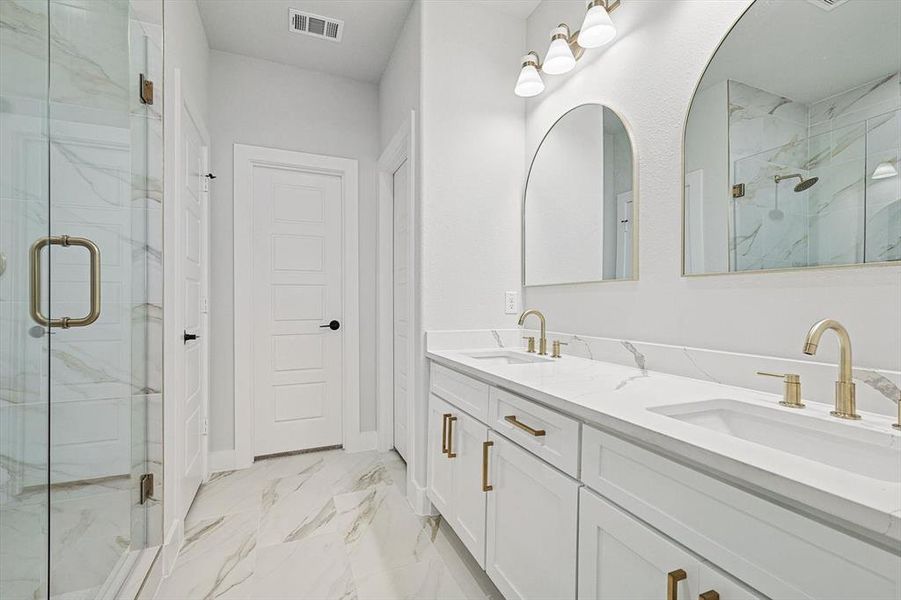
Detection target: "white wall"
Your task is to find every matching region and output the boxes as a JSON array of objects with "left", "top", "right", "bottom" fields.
[
  {"left": 379, "top": 0, "right": 421, "bottom": 148},
  {"left": 524, "top": 0, "right": 901, "bottom": 372},
  {"left": 411, "top": 0, "right": 526, "bottom": 498},
  {"left": 207, "top": 50, "right": 381, "bottom": 453},
  {"left": 162, "top": 0, "right": 209, "bottom": 573}
]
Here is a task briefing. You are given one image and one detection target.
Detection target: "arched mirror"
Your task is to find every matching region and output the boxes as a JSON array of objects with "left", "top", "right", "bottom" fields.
[
  {"left": 523, "top": 104, "right": 637, "bottom": 286},
  {"left": 683, "top": 0, "right": 901, "bottom": 275}
]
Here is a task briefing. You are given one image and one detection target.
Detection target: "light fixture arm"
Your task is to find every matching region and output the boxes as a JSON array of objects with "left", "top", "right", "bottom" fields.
[{"left": 534, "top": 0, "right": 622, "bottom": 73}]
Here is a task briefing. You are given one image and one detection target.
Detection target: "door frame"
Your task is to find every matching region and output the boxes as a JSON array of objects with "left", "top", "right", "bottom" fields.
[
  {"left": 162, "top": 67, "right": 211, "bottom": 571},
  {"left": 376, "top": 115, "right": 416, "bottom": 455},
  {"left": 233, "top": 143, "right": 360, "bottom": 468}
]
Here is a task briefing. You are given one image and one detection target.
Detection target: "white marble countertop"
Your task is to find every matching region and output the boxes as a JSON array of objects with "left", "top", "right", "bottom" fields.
[{"left": 426, "top": 346, "right": 901, "bottom": 548}]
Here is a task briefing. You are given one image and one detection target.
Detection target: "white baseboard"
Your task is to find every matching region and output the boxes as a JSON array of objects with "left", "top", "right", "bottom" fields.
[
  {"left": 408, "top": 478, "right": 435, "bottom": 516},
  {"left": 344, "top": 430, "right": 378, "bottom": 453},
  {"left": 161, "top": 519, "right": 184, "bottom": 577},
  {"left": 208, "top": 449, "right": 236, "bottom": 474}
]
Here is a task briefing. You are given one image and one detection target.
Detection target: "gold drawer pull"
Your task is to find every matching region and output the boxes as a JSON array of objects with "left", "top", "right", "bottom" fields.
[
  {"left": 504, "top": 415, "right": 546, "bottom": 436},
  {"left": 667, "top": 569, "right": 687, "bottom": 600},
  {"left": 482, "top": 440, "right": 494, "bottom": 491},
  {"left": 699, "top": 591, "right": 719, "bottom": 600},
  {"left": 446, "top": 415, "right": 457, "bottom": 458},
  {"left": 441, "top": 413, "right": 450, "bottom": 454}
]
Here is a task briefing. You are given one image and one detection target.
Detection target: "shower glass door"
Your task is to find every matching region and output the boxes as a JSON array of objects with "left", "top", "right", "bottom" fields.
[{"left": 1, "top": 1, "right": 163, "bottom": 598}]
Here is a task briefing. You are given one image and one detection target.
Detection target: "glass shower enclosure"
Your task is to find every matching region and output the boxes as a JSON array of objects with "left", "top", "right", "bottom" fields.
[
  {"left": 730, "top": 109, "right": 901, "bottom": 271},
  {"left": 1, "top": 1, "right": 163, "bottom": 598}
]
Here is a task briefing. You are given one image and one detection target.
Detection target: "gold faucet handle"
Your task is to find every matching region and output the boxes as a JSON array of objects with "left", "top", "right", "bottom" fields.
[
  {"left": 756, "top": 371, "right": 804, "bottom": 408},
  {"left": 551, "top": 340, "right": 568, "bottom": 358},
  {"left": 522, "top": 336, "right": 536, "bottom": 353}
]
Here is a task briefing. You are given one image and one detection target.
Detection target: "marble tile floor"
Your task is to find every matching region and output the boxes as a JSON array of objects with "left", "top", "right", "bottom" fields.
[
  {"left": 0, "top": 476, "right": 133, "bottom": 600},
  {"left": 155, "top": 449, "right": 501, "bottom": 600}
]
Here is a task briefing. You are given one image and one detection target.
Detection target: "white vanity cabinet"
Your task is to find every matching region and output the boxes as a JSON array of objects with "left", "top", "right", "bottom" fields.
[
  {"left": 426, "top": 358, "right": 900, "bottom": 600},
  {"left": 427, "top": 392, "right": 490, "bottom": 566},
  {"left": 485, "top": 431, "right": 579, "bottom": 600},
  {"left": 578, "top": 487, "right": 762, "bottom": 600},
  {"left": 578, "top": 487, "right": 701, "bottom": 600}
]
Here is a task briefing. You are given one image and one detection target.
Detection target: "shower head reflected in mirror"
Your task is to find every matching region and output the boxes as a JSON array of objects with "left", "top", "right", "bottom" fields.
[{"left": 774, "top": 173, "right": 819, "bottom": 192}]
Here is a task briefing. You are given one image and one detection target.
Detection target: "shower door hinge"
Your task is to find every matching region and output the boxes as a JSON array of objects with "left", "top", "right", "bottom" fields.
[
  {"left": 139, "top": 74, "right": 154, "bottom": 105},
  {"left": 732, "top": 183, "right": 745, "bottom": 199},
  {"left": 139, "top": 473, "right": 155, "bottom": 504}
]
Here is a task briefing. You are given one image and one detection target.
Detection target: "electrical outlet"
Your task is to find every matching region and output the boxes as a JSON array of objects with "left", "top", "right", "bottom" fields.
[{"left": 504, "top": 291, "right": 520, "bottom": 315}]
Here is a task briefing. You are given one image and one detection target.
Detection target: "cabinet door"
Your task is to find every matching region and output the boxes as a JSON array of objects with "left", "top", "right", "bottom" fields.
[
  {"left": 449, "top": 411, "right": 489, "bottom": 567},
  {"left": 486, "top": 431, "right": 579, "bottom": 600},
  {"left": 699, "top": 564, "right": 765, "bottom": 600},
  {"left": 579, "top": 487, "right": 701, "bottom": 600},
  {"left": 427, "top": 394, "right": 454, "bottom": 516}
]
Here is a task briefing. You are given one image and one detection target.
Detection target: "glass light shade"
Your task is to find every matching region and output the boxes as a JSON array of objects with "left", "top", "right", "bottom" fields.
[
  {"left": 578, "top": 4, "right": 617, "bottom": 48},
  {"left": 543, "top": 32, "right": 576, "bottom": 75},
  {"left": 515, "top": 62, "right": 545, "bottom": 97},
  {"left": 872, "top": 161, "right": 898, "bottom": 180}
]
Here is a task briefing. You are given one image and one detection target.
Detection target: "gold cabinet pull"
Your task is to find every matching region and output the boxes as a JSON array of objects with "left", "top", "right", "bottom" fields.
[
  {"left": 441, "top": 413, "right": 450, "bottom": 454},
  {"left": 504, "top": 415, "right": 546, "bottom": 436},
  {"left": 30, "top": 235, "right": 101, "bottom": 328},
  {"left": 667, "top": 569, "right": 687, "bottom": 600},
  {"left": 698, "top": 591, "right": 719, "bottom": 600},
  {"left": 482, "top": 440, "right": 494, "bottom": 491},
  {"left": 446, "top": 415, "right": 458, "bottom": 458}
]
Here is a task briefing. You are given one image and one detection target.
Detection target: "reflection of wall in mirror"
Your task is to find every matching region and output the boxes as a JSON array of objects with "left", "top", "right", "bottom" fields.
[{"left": 525, "top": 107, "right": 605, "bottom": 285}]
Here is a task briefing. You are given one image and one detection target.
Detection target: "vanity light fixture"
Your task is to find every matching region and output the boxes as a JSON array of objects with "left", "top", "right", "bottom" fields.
[
  {"left": 543, "top": 25, "right": 580, "bottom": 75},
  {"left": 514, "top": 0, "right": 622, "bottom": 97},
  {"left": 871, "top": 160, "right": 898, "bottom": 180},
  {"left": 578, "top": 0, "right": 618, "bottom": 48},
  {"left": 514, "top": 52, "right": 545, "bottom": 98}
]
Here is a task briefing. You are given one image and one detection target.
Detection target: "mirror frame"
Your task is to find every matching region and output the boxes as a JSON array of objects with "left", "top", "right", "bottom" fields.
[
  {"left": 522, "top": 103, "right": 640, "bottom": 287},
  {"left": 681, "top": 0, "right": 901, "bottom": 278}
]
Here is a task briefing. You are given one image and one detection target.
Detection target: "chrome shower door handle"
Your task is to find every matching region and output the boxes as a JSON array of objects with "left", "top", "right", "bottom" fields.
[{"left": 30, "top": 235, "right": 101, "bottom": 328}]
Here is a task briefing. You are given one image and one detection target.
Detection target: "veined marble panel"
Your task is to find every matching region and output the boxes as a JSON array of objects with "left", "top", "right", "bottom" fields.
[
  {"left": 810, "top": 73, "right": 901, "bottom": 129},
  {"left": 426, "top": 330, "right": 901, "bottom": 418}
]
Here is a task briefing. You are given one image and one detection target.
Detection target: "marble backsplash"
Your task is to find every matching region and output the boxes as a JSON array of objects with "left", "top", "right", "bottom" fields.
[{"left": 426, "top": 329, "right": 901, "bottom": 418}]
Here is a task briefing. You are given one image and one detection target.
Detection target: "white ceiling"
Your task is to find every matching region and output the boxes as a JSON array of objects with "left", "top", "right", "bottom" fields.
[
  {"left": 478, "top": 0, "right": 541, "bottom": 19},
  {"left": 197, "top": 0, "right": 414, "bottom": 83},
  {"left": 699, "top": 0, "right": 901, "bottom": 104}
]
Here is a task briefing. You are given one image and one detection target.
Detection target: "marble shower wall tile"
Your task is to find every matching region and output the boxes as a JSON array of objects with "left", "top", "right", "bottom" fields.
[
  {"left": 810, "top": 73, "right": 901, "bottom": 130},
  {"left": 728, "top": 81, "right": 812, "bottom": 271},
  {"left": 729, "top": 80, "right": 809, "bottom": 168},
  {"left": 427, "top": 330, "right": 901, "bottom": 418}
]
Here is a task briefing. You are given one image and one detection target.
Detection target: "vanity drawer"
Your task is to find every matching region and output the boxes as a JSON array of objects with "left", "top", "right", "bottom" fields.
[
  {"left": 489, "top": 387, "right": 580, "bottom": 477},
  {"left": 430, "top": 362, "right": 490, "bottom": 422},
  {"left": 581, "top": 425, "right": 901, "bottom": 600}
]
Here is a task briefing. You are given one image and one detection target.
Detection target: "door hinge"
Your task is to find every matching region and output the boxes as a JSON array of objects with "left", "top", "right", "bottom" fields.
[
  {"left": 732, "top": 183, "right": 745, "bottom": 199},
  {"left": 201, "top": 418, "right": 209, "bottom": 436},
  {"left": 139, "top": 74, "right": 154, "bottom": 105},
  {"left": 139, "top": 473, "right": 155, "bottom": 504},
  {"left": 201, "top": 297, "right": 209, "bottom": 313}
]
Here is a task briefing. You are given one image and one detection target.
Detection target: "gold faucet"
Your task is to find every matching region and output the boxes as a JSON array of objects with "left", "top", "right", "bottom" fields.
[
  {"left": 518, "top": 309, "right": 547, "bottom": 356},
  {"left": 802, "top": 319, "right": 859, "bottom": 420}
]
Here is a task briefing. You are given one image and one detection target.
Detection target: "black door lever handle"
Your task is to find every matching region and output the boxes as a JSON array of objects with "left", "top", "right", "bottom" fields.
[
  {"left": 319, "top": 320, "right": 340, "bottom": 331},
  {"left": 184, "top": 330, "right": 199, "bottom": 343}
]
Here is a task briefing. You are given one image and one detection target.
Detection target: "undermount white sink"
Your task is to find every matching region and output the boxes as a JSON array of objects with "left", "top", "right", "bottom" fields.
[
  {"left": 461, "top": 350, "right": 553, "bottom": 366},
  {"left": 650, "top": 399, "right": 901, "bottom": 483}
]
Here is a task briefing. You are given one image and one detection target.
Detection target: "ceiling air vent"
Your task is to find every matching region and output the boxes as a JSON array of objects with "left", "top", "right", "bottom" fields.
[
  {"left": 805, "top": 0, "right": 850, "bottom": 11},
  {"left": 289, "top": 9, "right": 343, "bottom": 42}
]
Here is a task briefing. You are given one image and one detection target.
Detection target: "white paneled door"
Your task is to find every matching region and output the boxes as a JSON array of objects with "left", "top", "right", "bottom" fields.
[
  {"left": 251, "top": 165, "right": 344, "bottom": 456},
  {"left": 392, "top": 158, "right": 411, "bottom": 460},
  {"left": 177, "top": 103, "right": 208, "bottom": 520}
]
